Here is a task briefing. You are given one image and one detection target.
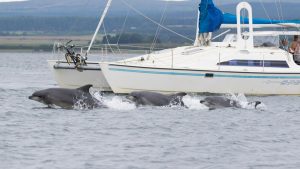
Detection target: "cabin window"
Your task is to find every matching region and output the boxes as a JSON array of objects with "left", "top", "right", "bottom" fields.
[
  {"left": 218, "top": 60, "right": 289, "bottom": 68},
  {"left": 264, "top": 60, "right": 289, "bottom": 68},
  {"left": 254, "top": 36, "right": 279, "bottom": 47}
]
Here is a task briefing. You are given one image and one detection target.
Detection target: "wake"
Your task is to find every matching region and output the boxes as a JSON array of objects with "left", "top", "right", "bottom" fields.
[{"left": 92, "top": 92, "right": 267, "bottom": 111}]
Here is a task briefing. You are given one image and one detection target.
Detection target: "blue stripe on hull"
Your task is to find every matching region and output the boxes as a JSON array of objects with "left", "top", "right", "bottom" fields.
[{"left": 109, "top": 68, "right": 300, "bottom": 79}]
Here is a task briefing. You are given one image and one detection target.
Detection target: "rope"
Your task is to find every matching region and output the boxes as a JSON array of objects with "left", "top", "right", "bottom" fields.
[{"left": 121, "top": 0, "right": 194, "bottom": 43}]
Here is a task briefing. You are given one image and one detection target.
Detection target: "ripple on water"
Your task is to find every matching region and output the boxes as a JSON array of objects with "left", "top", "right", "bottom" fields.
[{"left": 1, "top": 53, "right": 300, "bottom": 169}]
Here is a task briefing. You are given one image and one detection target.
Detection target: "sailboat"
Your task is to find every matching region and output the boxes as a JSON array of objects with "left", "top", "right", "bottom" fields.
[
  {"left": 47, "top": 0, "right": 113, "bottom": 91},
  {"left": 99, "top": 1, "right": 300, "bottom": 95}
]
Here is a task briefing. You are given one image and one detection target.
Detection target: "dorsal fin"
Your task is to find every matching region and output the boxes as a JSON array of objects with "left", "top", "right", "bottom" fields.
[{"left": 77, "top": 84, "right": 93, "bottom": 93}]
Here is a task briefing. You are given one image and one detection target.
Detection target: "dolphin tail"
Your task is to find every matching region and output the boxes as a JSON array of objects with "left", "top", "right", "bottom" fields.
[{"left": 77, "top": 84, "right": 93, "bottom": 93}]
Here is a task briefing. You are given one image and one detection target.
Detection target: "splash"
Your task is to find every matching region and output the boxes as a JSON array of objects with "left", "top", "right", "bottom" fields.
[
  {"left": 93, "top": 92, "right": 136, "bottom": 110},
  {"left": 73, "top": 99, "right": 91, "bottom": 110},
  {"left": 228, "top": 93, "right": 267, "bottom": 110},
  {"left": 92, "top": 91, "right": 104, "bottom": 103},
  {"left": 102, "top": 96, "right": 136, "bottom": 111},
  {"left": 92, "top": 92, "right": 135, "bottom": 110},
  {"left": 73, "top": 92, "right": 102, "bottom": 110},
  {"left": 182, "top": 95, "right": 209, "bottom": 110},
  {"left": 91, "top": 92, "right": 266, "bottom": 111}
]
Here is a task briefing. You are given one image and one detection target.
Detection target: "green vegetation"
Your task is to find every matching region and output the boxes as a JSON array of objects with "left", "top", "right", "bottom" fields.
[
  {"left": 0, "top": 16, "right": 195, "bottom": 51},
  {"left": 0, "top": 16, "right": 195, "bottom": 39},
  {"left": 0, "top": 44, "right": 53, "bottom": 52},
  {"left": 0, "top": 16, "right": 97, "bottom": 35}
]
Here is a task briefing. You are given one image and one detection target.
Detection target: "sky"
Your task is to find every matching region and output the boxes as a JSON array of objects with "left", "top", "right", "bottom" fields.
[
  {"left": 0, "top": 0, "right": 298, "bottom": 3},
  {"left": 0, "top": 0, "right": 27, "bottom": 2}
]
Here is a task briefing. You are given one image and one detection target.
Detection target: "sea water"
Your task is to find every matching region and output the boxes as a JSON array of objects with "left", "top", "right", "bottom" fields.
[{"left": 1, "top": 53, "right": 300, "bottom": 169}]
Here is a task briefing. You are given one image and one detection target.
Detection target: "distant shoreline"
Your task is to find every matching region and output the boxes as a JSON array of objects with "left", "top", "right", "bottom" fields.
[
  {"left": 0, "top": 35, "right": 91, "bottom": 52},
  {"left": 0, "top": 35, "right": 184, "bottom": 53}
]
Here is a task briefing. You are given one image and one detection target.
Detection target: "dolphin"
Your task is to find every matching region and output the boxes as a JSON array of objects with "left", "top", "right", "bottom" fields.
[
  {"left": 29, "top": 84, "right": 102, "bottom": 109},
  {"left": 200, "top": 96, "right": 261, "bottom": 110},
  {"left": 126, "top": 91, "right": 187, "bottom": 107}
]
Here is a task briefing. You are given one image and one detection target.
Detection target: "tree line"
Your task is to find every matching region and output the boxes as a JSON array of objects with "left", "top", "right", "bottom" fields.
[{"left": 0, "top": 16, "right": 195, "bottom": 42}]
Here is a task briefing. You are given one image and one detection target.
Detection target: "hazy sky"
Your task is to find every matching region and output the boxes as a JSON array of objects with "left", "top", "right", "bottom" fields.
[
  {"left": 0, "top": 0, "right": 27, "bottom": 2},
  {"left": 0, "top": 0, "right": 298, "bottom": 3}
]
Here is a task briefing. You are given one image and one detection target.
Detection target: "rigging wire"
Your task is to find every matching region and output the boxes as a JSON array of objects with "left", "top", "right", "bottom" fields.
[
  {"left": 121, "top": 0, "right": 194, "bottom": 43},
  {"left": 275, "top": 0, "right": 284, "bottom": 21},
  {"left": 275, "top": 0, "right": 281, "bottom": 21},
  {"left": 150, "top": 1, "right": 169, "bottom": 52},
  {"left": 116, "top": 8, "right": 130, "bottom": 54},
  {"left": 102, "top": 22, "right": 117, "bottom": 56},
  {"left": 259, "top": 0, "right": 273, "bottom": 23},
  {"left": 275, "top": 0, "right": 288, "bottom": 39},
  {"left": 259, "top": 0, "right": 279, "bottom": 32}
]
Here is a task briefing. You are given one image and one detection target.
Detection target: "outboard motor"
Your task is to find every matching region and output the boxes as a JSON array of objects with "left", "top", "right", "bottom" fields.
[{"left": 59, "top": 40, "right": 87, "bottom": 71}]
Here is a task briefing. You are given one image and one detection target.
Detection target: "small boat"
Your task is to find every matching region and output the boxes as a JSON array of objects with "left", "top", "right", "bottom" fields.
[
  {"left": 48, "top": 60, "right": 111, "bottom": 91},
  {"left": 47, "top": 0, "right": 113, "bottom": 91},
  {"left": 100, "top": 1, "right": 300, "bottom": 95}
]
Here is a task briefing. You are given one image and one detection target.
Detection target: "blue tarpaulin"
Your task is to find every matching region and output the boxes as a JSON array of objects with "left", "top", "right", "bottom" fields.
[
  {"left": 223, "top": 13, "right": 300, "bottom": 24},
  {"left": 199, "top": 0, "right": 223, "bottom": 33},
  {"left": 198, "top": 0, "right": 300, "bottom": 33}
]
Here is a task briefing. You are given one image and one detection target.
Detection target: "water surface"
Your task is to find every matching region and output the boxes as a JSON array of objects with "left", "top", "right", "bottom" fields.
[{"left": 1, "top": 53, "right": 300, "bottom": 169}]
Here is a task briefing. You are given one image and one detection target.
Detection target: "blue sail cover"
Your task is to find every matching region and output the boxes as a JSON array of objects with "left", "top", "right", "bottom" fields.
[
  {"left": 199, "top": 0, "right": 223, "bottom": 33},
  {"left": 198, "top": 1, "right": 300, "bottom": 33},
  {"left": 223, "top": 13, "right": 300, "bottom": 24}
]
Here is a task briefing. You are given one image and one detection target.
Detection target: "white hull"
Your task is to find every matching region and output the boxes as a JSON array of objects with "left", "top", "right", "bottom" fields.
[
  {"left": 100, "top": 63, "right": 300, "bottom": 95},
  {"left": 48, "top": 60, "right": 111, "bottom": 91},
  {"left": 48, "top": 1, "right": 300, "bottom": 95}
]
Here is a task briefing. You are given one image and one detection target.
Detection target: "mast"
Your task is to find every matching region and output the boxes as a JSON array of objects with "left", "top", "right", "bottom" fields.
[{"left": 86, "top": 0, "right": 113, "bottom": 55}]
